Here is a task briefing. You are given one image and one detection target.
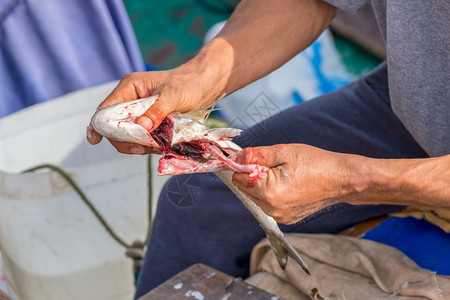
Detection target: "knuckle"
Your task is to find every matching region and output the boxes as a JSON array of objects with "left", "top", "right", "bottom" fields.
[
  {"left": 121, "top": 72, "right": 143, "bottom": 81},
  {"left": 267, "top": 207, "right": 281, "bottom": 220},
  {"left": 244, "top": 147, "right": 256, "bottom": 164},
  {"left": 264, "top": 194, "right": 274, "bottom": 205},
  {"left": 120, "top": 72, "right": 144, "bottom": 87},
  {"left": 264, "top": 193, "right": 278, "bottom": 207},
  {"left": 273, "top": 212, "right": 289, "bottom": 224},
  {"left": 273, "top": 214, "right": 285, "bottom": 224},
  {"left": 262, "top": 206, "right": 276, "bottom": 218},
  {"left": 120, "top": 73, "right": 135, "bottom": 82},
  {"left": 273, "top": 144, "right": 287, "bottom": 159},
  {"left": 281, "top": 218, "right": 290, "bottom": 225},
  {"left": 272, "top": 144, "right": 283, "bottom": 152},
  {"left": 238, "top": 148, "right": 249, "bottom": 164}
]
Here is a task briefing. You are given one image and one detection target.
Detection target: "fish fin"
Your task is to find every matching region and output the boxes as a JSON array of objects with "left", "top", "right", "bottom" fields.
[
  {"left": 190, "top": 93, "right": 229, "bottom": 124},
  {"left": 267, "top": 234, "right": 310, "bottom": 275}
]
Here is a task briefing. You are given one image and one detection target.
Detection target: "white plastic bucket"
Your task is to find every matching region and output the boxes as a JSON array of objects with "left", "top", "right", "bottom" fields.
[{"left": 0, "top": 82, "right": 167, "bottom": 300}]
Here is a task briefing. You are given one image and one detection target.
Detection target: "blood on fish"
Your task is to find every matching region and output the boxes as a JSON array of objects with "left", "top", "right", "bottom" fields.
[
  {"left": 149, "top": 117, "right": 268, "bottom": 177},
  {"left": 124, "top": 102, "right": 137, "bottom": 110},
  {"left": 90, "top": 98, "right": 268, "bottom": 177},
  {"left": 117, "top": 120, "right": 133, "bottom": 128}
]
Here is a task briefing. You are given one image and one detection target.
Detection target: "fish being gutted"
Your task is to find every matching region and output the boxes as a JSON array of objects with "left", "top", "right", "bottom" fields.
[{"left": 89, "top": 96, "right": 310, "bottom": 274}]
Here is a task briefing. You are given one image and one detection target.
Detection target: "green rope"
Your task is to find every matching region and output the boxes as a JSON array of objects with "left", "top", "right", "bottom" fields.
[
  {"left": 22, "top": 156, "right": 153, "bottom": 250},
  {"left": 144, "top": 155, "right": 153, "bottom": 246}
]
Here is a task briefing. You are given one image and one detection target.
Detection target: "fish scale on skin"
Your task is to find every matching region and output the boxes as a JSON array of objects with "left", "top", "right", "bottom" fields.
[{"left": 89, "top": 96, "right": 310, "bottom": 274}]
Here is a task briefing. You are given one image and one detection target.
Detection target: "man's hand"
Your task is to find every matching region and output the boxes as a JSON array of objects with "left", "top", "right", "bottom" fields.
[
  {"left": 86, "top": 62, "right": 226, "bottom": 154},
  {"left": 232, "top": 144, "right": 450, "bottom": 225},
  {"left": 232, "top": 144, "right": 349, "bottom": 224}
]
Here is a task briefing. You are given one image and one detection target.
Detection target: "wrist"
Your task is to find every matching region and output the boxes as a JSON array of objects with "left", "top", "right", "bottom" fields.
[
  {"left": 337, "top": 154, "right": 374, "bottom": 203},
  {"left": 176, "top": 38, "right": 235, "bottom": 107},
  {"left": 340, "top": 155, "right": 428, "bottom": 206}
]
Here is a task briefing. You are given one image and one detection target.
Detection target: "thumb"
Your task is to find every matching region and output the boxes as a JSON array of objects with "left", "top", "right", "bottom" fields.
[
  {"left": 136, "top": 97, "right": 172, "bottom": 131},
  {"left": 232, "top": 145, "right": 285, "bottom": 188},
  {"left": 234, "top": 145, "right": 286, "bottom": 167},
  {"left": 232, "top": 171, "right": 263, "bottom": 188}
]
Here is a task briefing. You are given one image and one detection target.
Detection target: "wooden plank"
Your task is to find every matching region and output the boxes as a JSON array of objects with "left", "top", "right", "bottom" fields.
[
  {"left": 139, "top": 263, "right": 281, "bottom": 300},
  {"left": 245, "top": 271, "right": 308, "bottom": 300}
]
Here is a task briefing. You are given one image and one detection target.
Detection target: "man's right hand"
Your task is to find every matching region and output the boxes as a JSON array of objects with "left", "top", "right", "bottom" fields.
[{"left": 86, "top": 64, "right": 224, "bottom": 154}]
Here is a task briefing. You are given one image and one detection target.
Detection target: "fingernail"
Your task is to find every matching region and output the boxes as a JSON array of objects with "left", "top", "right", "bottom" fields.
[
  {"left": 130, "top": 146, "right": 144, "bottom": 154},
  {"left": 137, "top": 116, "right": 153, "bottom": 131},
  {"left": 86, "top": 125, "right": 96, "bottom": 142},
  {"left": 86, "top": 127, "right": 92, "bottom": 140}
]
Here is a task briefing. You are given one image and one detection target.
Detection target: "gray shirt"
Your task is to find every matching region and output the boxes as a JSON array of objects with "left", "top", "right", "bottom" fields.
[{"left": 324, "top": 0, "right": 449, "bottom": 157}]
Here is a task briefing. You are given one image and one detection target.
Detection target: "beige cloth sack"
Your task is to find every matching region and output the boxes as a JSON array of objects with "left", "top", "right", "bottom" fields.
[
  {"left": 250, "top": 234, "right": 450, "bottom": 300},
  {"left": 391, "top": 207, "right": 450, "bottom": 233}
]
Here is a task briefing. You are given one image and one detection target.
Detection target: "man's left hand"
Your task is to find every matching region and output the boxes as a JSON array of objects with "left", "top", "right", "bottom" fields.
[{"left": 232, "top": 144, "right": 355, "bottom": 224}]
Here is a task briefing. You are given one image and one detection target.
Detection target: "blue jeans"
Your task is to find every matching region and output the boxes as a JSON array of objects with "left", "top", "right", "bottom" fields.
[{"left": 134, "top": 62, "right": 428, "bottom": 298}]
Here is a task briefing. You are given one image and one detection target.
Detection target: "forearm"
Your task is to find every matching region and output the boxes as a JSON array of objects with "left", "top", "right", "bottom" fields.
[
  {"left": 179, "top": 0, "right": 336, "bottom": 106},
  {"left": 345, "top": 154, "right": 450, "bottom": 208}
]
